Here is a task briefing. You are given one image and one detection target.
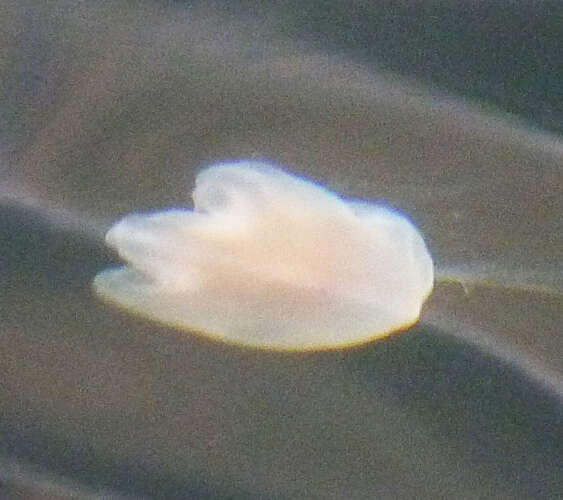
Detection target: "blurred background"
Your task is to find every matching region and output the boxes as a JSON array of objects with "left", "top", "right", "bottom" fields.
[{"left": 1, "top": 1, "right": 562, "bottom": 498}]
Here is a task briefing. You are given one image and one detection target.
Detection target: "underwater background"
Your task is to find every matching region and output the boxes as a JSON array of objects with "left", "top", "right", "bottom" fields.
[{"left": 1, "top": 1, "right": 562, "bottom": 498}]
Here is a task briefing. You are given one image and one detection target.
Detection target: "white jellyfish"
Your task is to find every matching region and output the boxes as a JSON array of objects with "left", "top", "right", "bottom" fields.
[{"left": 93, "top": 161, "right": 434, "bottom": 350}]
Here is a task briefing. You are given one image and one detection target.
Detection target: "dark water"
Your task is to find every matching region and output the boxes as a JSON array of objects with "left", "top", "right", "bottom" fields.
[
  {"left": 1, "top": 1, "right": 562, "bottom": 498},
  {"left": 1, "top": 201, "right": 562, "bottom": 499}
]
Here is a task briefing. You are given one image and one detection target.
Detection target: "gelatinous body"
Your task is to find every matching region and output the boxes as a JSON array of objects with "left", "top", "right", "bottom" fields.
[{"left": 93, "top": 162, "right": 434, "bottom": 350}]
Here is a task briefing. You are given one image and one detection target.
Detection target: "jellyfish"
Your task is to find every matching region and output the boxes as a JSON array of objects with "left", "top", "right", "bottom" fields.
[{"left": 93, "top": 161, "right": 434, "bottom": 350}]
